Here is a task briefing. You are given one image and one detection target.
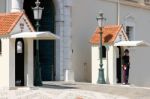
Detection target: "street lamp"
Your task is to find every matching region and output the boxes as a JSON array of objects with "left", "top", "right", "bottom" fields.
[
  {"left": 32, "top": 0, "right": 44, "bottom": 86},
  {"left": 96, "top": 12, "right": 106, "bottom": 84}
]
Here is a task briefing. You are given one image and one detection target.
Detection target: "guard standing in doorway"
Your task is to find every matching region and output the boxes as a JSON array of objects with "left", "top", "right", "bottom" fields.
[{"left": 122, "top": 49, "right": 130, "bottom": 84}]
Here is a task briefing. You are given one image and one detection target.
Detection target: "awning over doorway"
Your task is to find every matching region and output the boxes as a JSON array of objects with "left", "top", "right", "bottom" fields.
[
  {"left": 10, "top": 32, "right": 59, "bottom": 40},
  {"left": 114, "top": 41, "right": 150, "bottom": 47}
]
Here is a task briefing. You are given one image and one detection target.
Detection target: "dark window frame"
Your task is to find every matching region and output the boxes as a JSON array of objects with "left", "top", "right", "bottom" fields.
[
  {"left": 102, "top": 46, "right": 106, "bottom": 58},
  {"left": 126, "top": 26, "right": 134, "bottom": 40}
]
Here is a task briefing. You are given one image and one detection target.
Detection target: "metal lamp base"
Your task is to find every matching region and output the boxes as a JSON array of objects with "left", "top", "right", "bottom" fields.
[
  {"left": 34, "top": 57, "right": 42, "bottom": 86},
  {"left": 97, "top": 68, "right": 106, "bottom": 84},
  {"left": 34, "top": 82, "right": 42, "bottom": 86}
]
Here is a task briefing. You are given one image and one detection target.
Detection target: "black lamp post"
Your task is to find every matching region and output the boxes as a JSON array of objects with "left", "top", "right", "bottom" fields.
[
  {"left": 96, "top": 12, "right": 106, "bottom": 84},
  {"left": 32, "top": 0, "right": 44, "bottom": 86}
]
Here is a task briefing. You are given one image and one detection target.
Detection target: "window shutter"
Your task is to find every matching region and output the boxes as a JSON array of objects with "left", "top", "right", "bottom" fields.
[{"left": 145, "top": 0, "right": 150, "bottom": 5}]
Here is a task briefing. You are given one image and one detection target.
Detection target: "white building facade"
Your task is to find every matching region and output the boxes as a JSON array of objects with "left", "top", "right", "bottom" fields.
[
  {"left": 8, "top": 0, "right": 74, "bottom": 82},
  {"left": 72, "top": 0, "right": 150, "bottom": 86},
  {"left": 0, "top": 0, "right": 150, "bottom": 87}
]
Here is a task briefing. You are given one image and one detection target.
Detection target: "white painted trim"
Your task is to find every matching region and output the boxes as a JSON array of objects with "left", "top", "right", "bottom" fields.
[
  {"left": 11, "top": 32, "right": 59, "bottom": 40},
  {"left": 124, "top": 15, "right": 136, "bottom": 40},
  {"left": 114, "top": 41, "right": 150, "bottom": 47}
]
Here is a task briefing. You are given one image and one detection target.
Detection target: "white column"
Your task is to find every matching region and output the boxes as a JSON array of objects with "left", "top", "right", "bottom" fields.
[
  {"left": 26, "top": 39, "right": 33, "bottom": 87},
  {"left": 55, "top": 21, "right": 64, "bottom": 80},
  {"left": 55, "top": 1, "right": 65, "bottom": 81},
  {"left": 63, "top": 0, "right": 74, "bottom": 82},
  {"left": 11, "top": 0, "right": 23, "bottom": 12},
  {"left": 91, "top": 46, "right": 99, "bottom": 84},
  {"left": 9, "top": 39, "right": 15, "bottom": 89},
  {"left": 108, "top": 46, "right": 117, "bottom": 84}
]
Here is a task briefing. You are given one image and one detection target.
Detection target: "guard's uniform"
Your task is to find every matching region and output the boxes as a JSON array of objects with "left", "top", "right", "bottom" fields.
[{"left": 122, "top": 55, "right": 130, "bottom": 84}]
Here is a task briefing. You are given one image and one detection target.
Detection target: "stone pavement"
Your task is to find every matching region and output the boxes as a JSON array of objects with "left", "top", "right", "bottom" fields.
[
  {"left": 0, "top": 81, "right": 150, "bottom": 99},
  {"left": 0, "top": 87, "right": 127, "bottom": 99}
]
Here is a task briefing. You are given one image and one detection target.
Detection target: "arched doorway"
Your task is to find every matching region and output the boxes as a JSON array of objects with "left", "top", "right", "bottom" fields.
[
  {"left": 15, "top": 38, "right": 24, "bottom": 86},
  {"left": 23, "top": 0, "right": 55, "bottom": 82},
  {"left": 116, "top": 46, "right": 122, "bottom": 83}
]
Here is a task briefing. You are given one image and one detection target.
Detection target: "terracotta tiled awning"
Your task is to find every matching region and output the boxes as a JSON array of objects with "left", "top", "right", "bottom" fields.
[
  {"left": 0, "top": 12, "right": 23, "bottom": 35},
  {"left": 90, "top": 25, "right": 122, "bottom": 44}
]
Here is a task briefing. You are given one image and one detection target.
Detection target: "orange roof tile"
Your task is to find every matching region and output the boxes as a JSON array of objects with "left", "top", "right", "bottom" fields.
[
  {"left": 0, "top": 12, "right": 23, "bottom": 36},
  {"left": 90, "top": 25, "right": 122, "bottom": 44}
]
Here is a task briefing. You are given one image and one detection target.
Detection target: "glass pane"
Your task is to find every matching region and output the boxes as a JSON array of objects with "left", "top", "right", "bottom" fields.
[{"left": 17, "top": 41, "right": 22, "bottom": 53}]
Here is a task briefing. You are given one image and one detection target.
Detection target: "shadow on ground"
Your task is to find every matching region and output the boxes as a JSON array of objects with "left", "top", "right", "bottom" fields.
[{"left": 40, "top": 84, "right": 78, "bottom": 89}]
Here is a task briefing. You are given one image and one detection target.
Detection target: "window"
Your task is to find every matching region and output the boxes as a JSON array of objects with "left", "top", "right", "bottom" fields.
[
  {"left": 0, "top": 39, "right": 1, "bottom": 54},
  {"left": 102, "top": 46, "right": 106, "bottom": 58},
  {"left": 17, "top": 41, "right": 23, "bottom": 53},
  {"left": 126, "top": 26, "right": 134, "bottom": 40}
]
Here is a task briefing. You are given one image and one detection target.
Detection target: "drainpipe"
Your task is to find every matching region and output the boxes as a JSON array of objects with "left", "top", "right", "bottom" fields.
[{"left": 117, "top": 0, "right": 120, "bottom": 25}]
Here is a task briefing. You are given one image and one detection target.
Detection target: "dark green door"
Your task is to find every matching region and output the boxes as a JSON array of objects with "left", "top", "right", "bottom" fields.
[{"left": 23, "top": 0, "right": 55, "bottom": 81}]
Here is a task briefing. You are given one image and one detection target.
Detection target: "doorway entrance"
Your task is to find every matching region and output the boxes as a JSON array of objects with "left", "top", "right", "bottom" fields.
[
  {"left": 15, "top": 38, "right": 24, "bottom": 86},
  {"left": 23, "top": 0, "right": 56, "bottom": 81},
  {"left": 116, "top": 46, "right": 122, "bottom": 83}
]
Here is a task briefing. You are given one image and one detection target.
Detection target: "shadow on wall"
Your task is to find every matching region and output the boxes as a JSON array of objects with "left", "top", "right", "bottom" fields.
[{"left": 104, "top": 34, "right": 113, "bottom": 43}]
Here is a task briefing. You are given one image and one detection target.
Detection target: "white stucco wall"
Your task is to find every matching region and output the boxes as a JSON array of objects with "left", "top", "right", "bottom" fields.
[
  {"left": 24, "top": 39, "right": 33, "bottom": 87},
  {"left": 72, "top": 0, "right": 117, "bottom": 82},
  {"left": 0, "top": 38, "right": 16, "bottom": 88},
  {"left": 108, "top": 46, "right": 117, "bottom": 84},
  {"left": 91, "top": 45, "right": 107, "bottom": 84},
  {"left": 0, "top": 39, "right": 10, "bottom": 87},
  {"left": 9, "top": 38, "right": 15, "bottom": 88},
  {"left": 91, "top": 45, "right": 116, "bottom": 84},
  {"left": 119, "top": 4, "right": 150, "bottom": 86}
]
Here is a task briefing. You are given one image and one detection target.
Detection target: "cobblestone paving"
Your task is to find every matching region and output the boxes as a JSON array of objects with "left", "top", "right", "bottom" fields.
[
  {"left": 0, "top": 82, "right": 150, "bottom": 99},
  {"left": 0, "top": 88, "right": 127, "bottom": 99},
  {"left": 42, "top": 82, "right": 150, "bottom": 99}
]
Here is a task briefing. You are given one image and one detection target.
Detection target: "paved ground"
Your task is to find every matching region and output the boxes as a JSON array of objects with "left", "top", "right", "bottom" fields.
[{"left": 0, "top": 81, "right": 150, "bottom": 99}]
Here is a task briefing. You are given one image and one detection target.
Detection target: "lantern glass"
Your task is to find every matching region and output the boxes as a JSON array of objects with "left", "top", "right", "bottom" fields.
[
  {"left": 97, "top": 12, "right": 104, "bottom": 27},
  {"left": 33, "top": 7, "right": 43, "bottom": 20},
  {"left": 97, "top": 17, "right": 102, "bottom": 27}
]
